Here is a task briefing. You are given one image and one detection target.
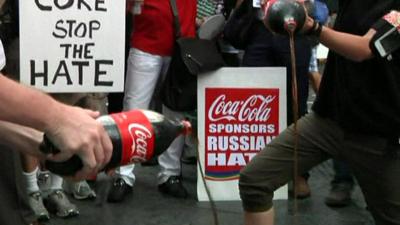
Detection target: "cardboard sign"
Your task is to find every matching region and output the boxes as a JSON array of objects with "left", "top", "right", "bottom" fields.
[
  {"left": 205, "top": 88, "right": 280, "bottom": 181},
  {"left": 19, "top": 0, "right": 125, "bottom": 92},
  {"left": 197, "top": 67, "right": 288, "bottom": 201}
]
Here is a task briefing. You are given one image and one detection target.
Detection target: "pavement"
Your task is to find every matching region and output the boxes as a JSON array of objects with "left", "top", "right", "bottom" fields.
[{"left": 48, "top": 159, "right": 374, "bottom": 225}]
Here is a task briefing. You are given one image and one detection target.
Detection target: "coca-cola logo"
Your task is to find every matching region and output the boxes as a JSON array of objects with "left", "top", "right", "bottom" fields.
[
  {"left": 208, "top": 94, "right": 276, "bottom": 122},
  {"left": 128, "top": 123, "right": 152, "bottom": 163}
]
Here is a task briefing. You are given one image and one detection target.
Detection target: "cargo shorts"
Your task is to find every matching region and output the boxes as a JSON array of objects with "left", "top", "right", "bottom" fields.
[{"left": 239, "top": 112, "right": 400, "bottom": 225}]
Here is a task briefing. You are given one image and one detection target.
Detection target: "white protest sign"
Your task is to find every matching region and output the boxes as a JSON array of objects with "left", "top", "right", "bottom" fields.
[
  {"left": 19, "top": 0, "right": 125, "bottom": 93},
  {"left": 197, "top": 67, "right": 288, "bottom": 201},
  {"left": 253, "top": 0, "right": 261, "bottom": 8}
]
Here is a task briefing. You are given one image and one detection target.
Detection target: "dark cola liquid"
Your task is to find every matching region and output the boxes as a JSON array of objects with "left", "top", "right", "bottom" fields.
[{"left": 43, "top": 110, "right": 190, "bottom": 176}]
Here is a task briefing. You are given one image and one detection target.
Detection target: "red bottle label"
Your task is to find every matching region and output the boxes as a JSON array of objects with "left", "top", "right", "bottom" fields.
[{"left": 110, "top": 110, "right": 155, "bottom": 165}]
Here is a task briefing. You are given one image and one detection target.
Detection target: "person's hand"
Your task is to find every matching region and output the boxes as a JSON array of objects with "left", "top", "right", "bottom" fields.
[
  {"left": 196, "top": 17, "right": 206, "bottom": 27},
  {"left": 44, "top": 104, "right": 113, "bottom": 180},
  {"left": 301, "top": 11, "right": 315, "bottom": 33},
  {"left": 298, "top": 0, "right": 317, "bottom": 33}
]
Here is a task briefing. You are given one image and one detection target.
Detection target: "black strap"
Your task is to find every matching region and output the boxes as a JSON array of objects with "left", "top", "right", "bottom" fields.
[{"left": 169, "top": 0, "right": 181, "bottom": 38}]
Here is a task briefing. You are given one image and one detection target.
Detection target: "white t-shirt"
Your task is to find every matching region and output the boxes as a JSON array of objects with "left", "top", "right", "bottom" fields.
[{"left": 0, "top": 40, "right": 5, "bottom": 70}]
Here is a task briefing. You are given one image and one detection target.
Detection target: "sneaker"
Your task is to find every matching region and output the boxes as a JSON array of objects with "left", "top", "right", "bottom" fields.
[
  {"left": 158, "top": 176, "right": 188, "bottom": 199},
  {"left": 37, "top": 171, "right": 51, "bottom": 191},
  {"left": 325, "top": 183, "right": 353, "bottom": 207},
  {"left": 45, "top": 190, "right": 79, "bottom": 218},
  {"left": 65, "top": 180, "right": 96, "bottom": 200},
  {"left": 28, "top": 192, "right": 50, "bottom": 221}
]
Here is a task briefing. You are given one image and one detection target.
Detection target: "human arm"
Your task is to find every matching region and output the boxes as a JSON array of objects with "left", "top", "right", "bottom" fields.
[
  {"left": 303, "top": 16, "right": 376, "bottom": 62},
  {"left": 0, "top": 120, "right": 44, "bottom": 158},
  {"left": 0, "top": 74, "right": 113, "bottom": 179},
  {"left": 261, "top": 0, "right": 379, "bottom": 62}
]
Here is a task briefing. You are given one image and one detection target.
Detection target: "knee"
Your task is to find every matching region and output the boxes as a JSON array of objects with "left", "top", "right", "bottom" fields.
[{"left": 239, "top": 166, "right": 274, "bottom": 212}]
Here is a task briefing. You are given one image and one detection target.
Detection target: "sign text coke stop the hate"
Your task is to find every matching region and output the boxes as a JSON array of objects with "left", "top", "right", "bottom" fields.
[{"left": 19, "top": 0, "right": 125, "bottom": 92}]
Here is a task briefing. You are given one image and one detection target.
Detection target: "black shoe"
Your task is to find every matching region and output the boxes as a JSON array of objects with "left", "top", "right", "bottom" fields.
[
  {"left": 325, "top": 183, "right": 353, "bottom": 207},
  {"left": 107, "top": 178, "right": 132, "bottom": 203},
  {"left": 158, "top": 176, "right": 188, "bottom": 199}
]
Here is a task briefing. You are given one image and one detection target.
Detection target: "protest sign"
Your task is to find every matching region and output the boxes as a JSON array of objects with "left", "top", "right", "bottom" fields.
[
  {"left": 20, "top": 0, "right": 125, "bottom": 92},
  {"left": 197, "top": 67, "right": 288, "bottom": 201}
]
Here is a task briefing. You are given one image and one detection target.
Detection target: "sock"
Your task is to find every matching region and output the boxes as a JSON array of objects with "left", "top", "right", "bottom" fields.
[
  {"left": 49, "top": 173, "right": 64, "bottom": 191},
  {"left": 23, "top": 167, "right": 40, "bottom": 194}
]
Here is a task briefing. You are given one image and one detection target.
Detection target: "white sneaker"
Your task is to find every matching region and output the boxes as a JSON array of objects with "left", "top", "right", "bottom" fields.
[
  {"left": 64, "top": 180, "right": 96, "bottom": 200},
  {"left": 28, "top": 192, "right": 50, "bottom": 221},
  {"left": 45, "top": 189, "right": 79, "bottom": 218}
]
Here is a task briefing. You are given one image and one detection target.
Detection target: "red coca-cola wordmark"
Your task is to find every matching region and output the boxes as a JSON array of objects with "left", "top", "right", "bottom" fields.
[
  {"left": 111, "top": 110, "right": 155, "bottom": 165},
  {"left": 205, "top": 88, "right": 280, "bottom": 181}
]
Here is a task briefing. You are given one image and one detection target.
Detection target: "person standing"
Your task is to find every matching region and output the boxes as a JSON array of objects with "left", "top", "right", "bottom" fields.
[
  {"left": 108, "top": 0, "right": 197, "bottom": 202},
  {"left": 236, "top": 0, "right": 312, "bottom": 198},
  {"left": 239, "top": 1, "right": 400, "bottom": 225}
]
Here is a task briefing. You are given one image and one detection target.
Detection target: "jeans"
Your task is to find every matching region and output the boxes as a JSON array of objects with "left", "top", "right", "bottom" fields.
[{"left": 115, "top": 48, "right": 185, "bottom": 186}]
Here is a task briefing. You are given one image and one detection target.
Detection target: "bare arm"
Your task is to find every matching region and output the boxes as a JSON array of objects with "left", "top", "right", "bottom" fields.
[
  {"left": 0, "top": 74, "right": 113, "bottom": 179},
  {"left": 0, "top": 120, "right": 44, "bottom": 158},
  {"left": 0, "top": 74, "right": 65, "bottom": 131},
  {"left": 303, "top": 17, "right": 376, "bottom": 62}
]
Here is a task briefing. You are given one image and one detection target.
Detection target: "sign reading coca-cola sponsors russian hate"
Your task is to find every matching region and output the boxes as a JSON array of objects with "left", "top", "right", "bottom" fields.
[
  {"left": 19, "top": 0, "right": 125, "bottom": 93},
  {"left": 205, "top": 88, "right": 279, "bottom": 181},
  {"left": 197, "top": 68, "right": 287, "bottom": 201}
]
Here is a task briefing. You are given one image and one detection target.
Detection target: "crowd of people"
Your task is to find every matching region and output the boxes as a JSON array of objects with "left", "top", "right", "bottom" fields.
[{"left": 0, "top": 0, "right": 399, "bottom": 225}]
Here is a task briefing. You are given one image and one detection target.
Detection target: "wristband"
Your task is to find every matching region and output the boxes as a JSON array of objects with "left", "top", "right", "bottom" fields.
[{"left": 306, "top": 19, "right": 323, "bottom": 37}]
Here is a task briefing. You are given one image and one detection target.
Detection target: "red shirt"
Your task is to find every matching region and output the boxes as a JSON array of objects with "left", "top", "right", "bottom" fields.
[{"left": 129, "top": 0, "right": 197, "bottom": 56}]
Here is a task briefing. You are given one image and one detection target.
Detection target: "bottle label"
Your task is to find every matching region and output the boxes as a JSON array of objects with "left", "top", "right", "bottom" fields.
[{"left": 110, "top": 110, "right": 155, "bottom": 165}]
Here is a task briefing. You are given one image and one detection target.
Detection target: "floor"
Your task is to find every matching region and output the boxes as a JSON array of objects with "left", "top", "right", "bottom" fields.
[{"left": 48, "top": 159, "right": 374, "bottom": 225}]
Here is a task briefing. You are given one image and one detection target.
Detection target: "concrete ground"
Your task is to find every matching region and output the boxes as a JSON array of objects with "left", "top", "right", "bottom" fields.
[{"left": 48, "top": 159, "right": 374, "bottom": 225}]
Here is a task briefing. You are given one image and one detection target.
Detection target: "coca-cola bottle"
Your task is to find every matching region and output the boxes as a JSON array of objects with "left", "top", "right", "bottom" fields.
[
  {"left": 40, "top": 109, "right": 192, "bottom": 176},
  {"left": 262, "top": 0, "right": 306, "bottom": 34}
]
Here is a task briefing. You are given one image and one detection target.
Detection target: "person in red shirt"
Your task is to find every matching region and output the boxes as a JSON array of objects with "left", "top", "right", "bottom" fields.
[{"left": 108, "top": 0, "right": 197, "bottom": 203}]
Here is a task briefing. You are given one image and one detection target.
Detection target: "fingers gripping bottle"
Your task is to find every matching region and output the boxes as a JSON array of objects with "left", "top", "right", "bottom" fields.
[{"left": 40, "top": 109, "right": 192, "bottom": 176}]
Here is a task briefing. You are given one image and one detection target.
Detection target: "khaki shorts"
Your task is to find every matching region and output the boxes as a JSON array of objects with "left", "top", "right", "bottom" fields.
[{"left": 239, "top": 112, "right": 400, "bottom": 225}]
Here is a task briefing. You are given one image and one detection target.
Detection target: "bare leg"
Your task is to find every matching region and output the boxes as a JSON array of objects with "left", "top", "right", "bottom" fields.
[
  {"left": 244, "top": 208, "right": 274, "bottom": 225},
  {"left": 308, "top": 71, "right": 321, "bottom": 92},
  {"left": 21, "top": 153, "right": 39, "bottom": 173}
]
